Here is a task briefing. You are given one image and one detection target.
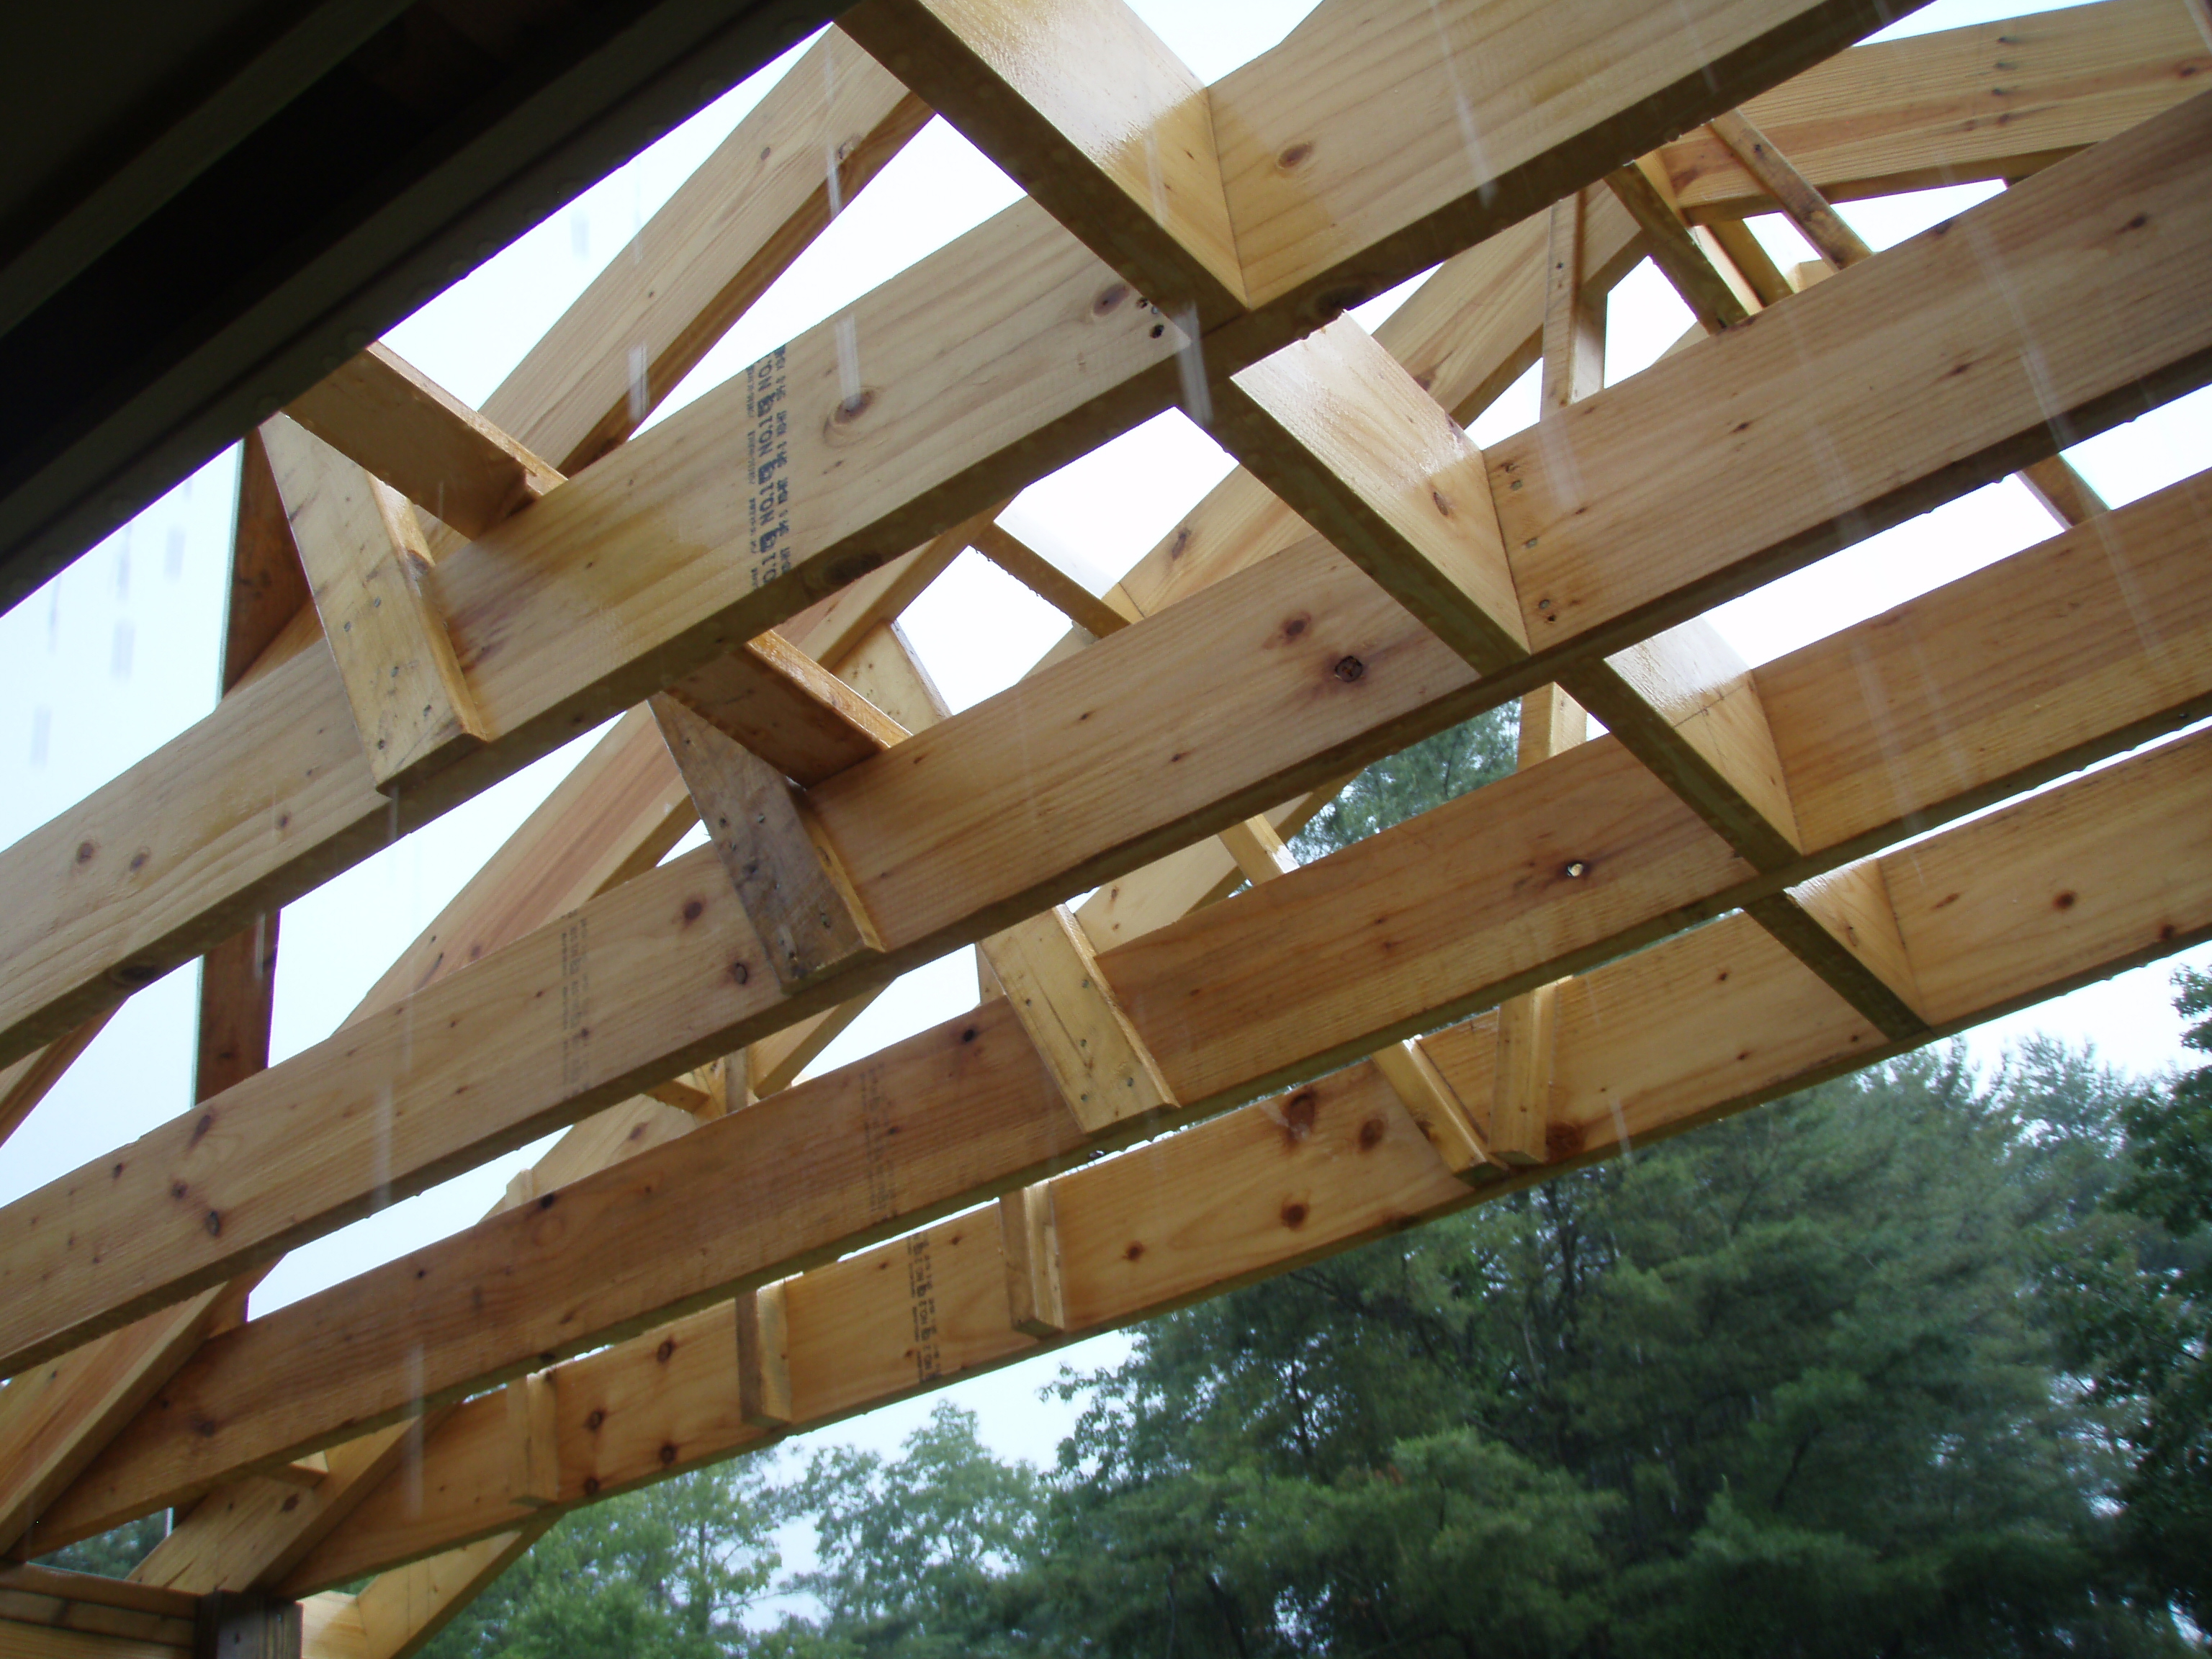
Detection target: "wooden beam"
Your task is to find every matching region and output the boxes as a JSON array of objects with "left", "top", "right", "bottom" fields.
[
  {"left": 45, "top": 464, "right": 2212, "bottom": 1537},
  {"left": 194, "top": 1593, "right": 300, "bottom": 1659},
  {"left": 501, "top": 1377, "right": 559, "bottom": 1512},
  {"left": 482, "top": 28, "right": 932, "bottom": 477},
  {"left": 1705, "top": 107, "right": 1873, "bottom": 268},
  {"left": 971, "top": 523, "right": 1136, "bottom": 641},
  {"left": 1490, "top": 685, "right": 1586, "bottom": 1166},
  {"left": 1540, "top": 191, "right": 1606, "bottom": 415},
  {"left": 981, "top": 907, "right": 1174, "bottom": 1133},
  {"left": 998, "top": 1185, "right": 1067, "bottom": 1339},
  {"left": 292, "top": 719, "right": 2212, "bottom": 1586},
  {"left": 649, "top": 696, "right": 886, "bottom": 989},
  {"left": 283, "top": 345, "right": 563, "bottom": 541},
  {"left": 660, "top": 630, "right": 905, "bottom": 788},
  {"left": 260, "top": 415, "right": 489, "bottom": 795},
  {"left": 1220, "top": 317, "right": 1530, "bottom": 674},
  {"left": 0, "top": 1015, "right": 112, "bottom": 1149},
  {"left": 11, "top": 107, "right": 2211, "bottom": 1396},
  {"left": 734, "top": 1283, "right": 793, "bottom": 1431},
  {"left": 0, "top": 1565, "right": 197, "bottom": 1655},
  {"left": 1655, "top": 0, "right": 2209, "bottom": 222},
  {"left": 842, "top": 0, "right": 1248, "bottom": 328},
  {"left": 1601, "top": 158, "right": 1750, "bottom": 331},
  {"left": 0, "top": 0, "right": 2144, "bottom": 1071},
  {"left": 0, "top": 709, "right": 696, "bottom": 1563}
]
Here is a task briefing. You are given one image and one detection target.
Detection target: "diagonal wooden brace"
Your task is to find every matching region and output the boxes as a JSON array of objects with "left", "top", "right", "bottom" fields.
[
  {"left": 261, "top": 414, "right": 490, "bottom": 795},
  {"left": 649, "top": 696, "right": 884, "bottom": 991},
  {"left": 983, "top": 905, "right": 1175, "bottom": 1133}
]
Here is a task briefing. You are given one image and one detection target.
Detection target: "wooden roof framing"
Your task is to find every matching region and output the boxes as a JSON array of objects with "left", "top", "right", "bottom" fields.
[{"left": 1, "top": 0, "right": 2207, "bottom": 1651}]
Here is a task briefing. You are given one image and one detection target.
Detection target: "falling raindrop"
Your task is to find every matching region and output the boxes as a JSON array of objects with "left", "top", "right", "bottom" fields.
[
  {"left": 570, "top": 210, "right": 590, "bottom": 261},
  {"left": 166, "top": 525, "right": 186, "bottom": 579},
  {"left": 112, "top": 619, "right": 134, "bottom": 680},
  {"left": 114, "top": 534, "right": 130, "bottom": 603},
  {"left": 30, "top": 705, "right": 50, "bottom": 768}
]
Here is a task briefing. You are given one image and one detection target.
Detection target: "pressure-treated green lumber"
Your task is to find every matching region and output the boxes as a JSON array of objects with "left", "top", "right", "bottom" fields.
[
  {"left": 4, "top": 96, "right": 2208, "bottom": 1387},
  {"left": 35, "top": 459, "right": 2212, "bottom": 1542},
  {"left": 0, "top": 0, "right": 1918, "bottom": 1072}
]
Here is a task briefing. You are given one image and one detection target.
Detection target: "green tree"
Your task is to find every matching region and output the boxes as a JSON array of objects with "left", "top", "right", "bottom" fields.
[
  {"left": 35, "top": 1513, "right": 166, "bottom": 1578},
  {"left": 2050, "top": 968, "right": 2212, "bottom": 1624},
  {"left": 769, "top": 1403, "right": 1043, "bottom": 1658},
  {"left": 421, "top": 1458, "right": 783, "bottom": 1659}
]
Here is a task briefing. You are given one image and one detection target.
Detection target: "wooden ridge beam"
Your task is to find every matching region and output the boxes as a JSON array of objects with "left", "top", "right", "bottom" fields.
[
  {"left": 37, "top": 462, "right": 2212, "bottom": 1541},
  {"left": 0, "top": 0, "right": 1924, "bottom": 1070},
  {"left": 5, "top": 107, "right": 2208, "bottom": 1385},
  {"left": 295, "top": 716, "right": 2212, "bottom": 1590}
]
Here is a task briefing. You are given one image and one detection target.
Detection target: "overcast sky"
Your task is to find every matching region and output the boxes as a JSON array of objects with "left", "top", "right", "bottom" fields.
[{"left": 1, "top": 0, "right": 2207, "bottom": 1524}]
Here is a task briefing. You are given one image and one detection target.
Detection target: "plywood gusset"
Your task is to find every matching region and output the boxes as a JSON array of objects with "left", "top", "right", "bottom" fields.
[{"left": 1, "top": 1, "right": 2205, "bottom": 1653}]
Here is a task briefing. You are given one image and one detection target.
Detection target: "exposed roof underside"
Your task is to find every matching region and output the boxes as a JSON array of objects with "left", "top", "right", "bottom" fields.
[{"left": 0, "top": 0, "right": 2206, "bottom": 1652}]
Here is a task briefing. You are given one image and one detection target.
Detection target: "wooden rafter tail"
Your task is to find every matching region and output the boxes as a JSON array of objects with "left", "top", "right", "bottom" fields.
[
  {"left": 287, "top": 715, "right": 2212, "bottom": 1591},
  {"left": 1, "top": 0, "right": 2190, "bottom": 1074}
]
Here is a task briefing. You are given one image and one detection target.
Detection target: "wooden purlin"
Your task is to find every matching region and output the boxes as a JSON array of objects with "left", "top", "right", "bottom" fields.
[
  {"left": 0, "top": 0, "right": 2002, "bottom": 1073},
  {"left": 284, "top": 714, "right": 2212, "bottom": 1591},
  {"left": 6, "top": 95, "right": 2211, "bottom": 1396},
  {"left": 38, "top": 457, "right": 2212, "bottom": 1549}
]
